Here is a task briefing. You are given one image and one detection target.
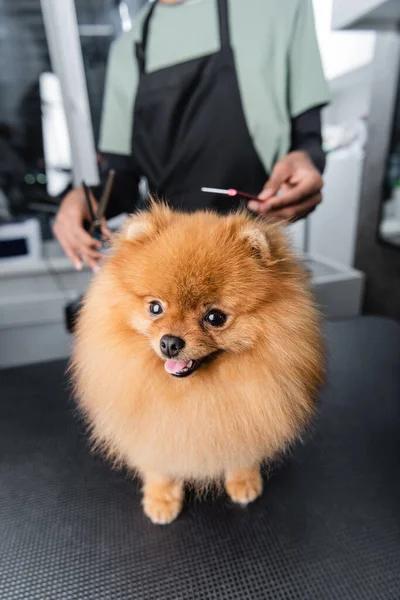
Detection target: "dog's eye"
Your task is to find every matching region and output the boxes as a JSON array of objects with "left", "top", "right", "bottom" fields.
[
  {"left": 149, "top": 301, "right": 163, "bottom": 316},
  {"left": 204, "top": 309, "right": 227, "bottom": 327}
]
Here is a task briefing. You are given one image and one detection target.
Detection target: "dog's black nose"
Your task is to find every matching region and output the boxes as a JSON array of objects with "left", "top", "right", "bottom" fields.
[{"left": 160, "top": 335, "right": 185, "bottom": 358}]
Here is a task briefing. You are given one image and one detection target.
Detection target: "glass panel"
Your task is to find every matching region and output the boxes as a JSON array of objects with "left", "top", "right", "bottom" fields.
[{"left": 0, "top": 0, "right": 72, "bottom": 233}]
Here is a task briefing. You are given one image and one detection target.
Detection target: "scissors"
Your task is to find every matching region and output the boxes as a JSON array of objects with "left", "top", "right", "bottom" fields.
[{"left": 82, "top": 170, "right": 115, "bottom": 250}]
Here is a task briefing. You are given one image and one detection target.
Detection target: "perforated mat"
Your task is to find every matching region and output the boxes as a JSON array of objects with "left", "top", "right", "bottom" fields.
[{"left": 0, "top": 317, "right": 400, "bottom": 599}]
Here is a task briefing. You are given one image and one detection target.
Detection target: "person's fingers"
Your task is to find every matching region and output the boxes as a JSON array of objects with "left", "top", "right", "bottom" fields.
[
  {"left": 69, "top": 239, "right": 102, "bottom": 272},
  {"left": 76, "top": 245, "right": 103, "bottom": 261},
  {"left": 54, "top": 229, "right": 83, "bottom": 270},
  {"left": 61, "top": 228, "right": 101, "bottom": 270},
  {"left": 80, "top": 251, "right": 101, "bottom": 273},
  {"left": 63, "top": 226, "right": 103, "bottom": 270},
  {"left": 257, "top": 160, "right": 292, "bottom": 202},
  {"left": 265, "top": 174, "right": 322, "bottom": 211},
  {"left": 73, "top": 226, "right": 103, "bottom": 250},
  {"left": 71, "top": 238, "right": 103, "bottom": 267},
  {"left": 53, "top": 222, "right": 83, "bottom": 270},
  {"left": 270, "top": 193, "right": 322, "bottom": 222},
  {"left": 53, "top": 187, "right": 103, "bottom": 267},
  {"left": 248, "top": 199, "right": 262, "bottom": 212},
  {"left": 65, "top": 249, "right": 84, "bottom": 271},
  {"left": 249, "top": 181, "right": 290, "bottom": 213}
]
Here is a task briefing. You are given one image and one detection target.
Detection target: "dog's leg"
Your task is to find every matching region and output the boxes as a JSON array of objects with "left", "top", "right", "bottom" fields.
[
  {"left": 225, "top": 466, "right": 263, "bottom": 506},
  {"left": 142, "top": 472, "right": 184, "bottom": 525}
]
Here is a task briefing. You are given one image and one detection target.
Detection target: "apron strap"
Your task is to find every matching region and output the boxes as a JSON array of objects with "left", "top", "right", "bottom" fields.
[
  {"left": 217, "top": 0, "right": 231, "bottom": 49},
  {"left": 135, "top": 0, "right": 231, "bottom": 74},
  {"left": 135, "top": 0, "right": 158, "bottom": 73}
]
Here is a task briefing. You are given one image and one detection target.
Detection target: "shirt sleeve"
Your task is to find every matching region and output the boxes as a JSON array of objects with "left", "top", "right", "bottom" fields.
[
  {"left": 288, "top": 0, "right": 330, "bottom": 118},
  {"left": 291, "top": 106, "right": 326, "bottom": 173},
  {"left": 98, "top": 38, "right": 134, "bottom": 156}
]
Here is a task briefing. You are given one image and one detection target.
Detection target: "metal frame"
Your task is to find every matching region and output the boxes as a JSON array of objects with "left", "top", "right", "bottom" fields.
[
  {"left": 376, "top": 57, "right": 400, "bottom": 251},
  {"left": 354, "top": 31, "right": 400, "bottom": 316},
  {"left": 40, "top": 0, "right": 100, "bottom": 187},
  {"left": 356, "top": 32, "right": 400, "bottom": 247}
]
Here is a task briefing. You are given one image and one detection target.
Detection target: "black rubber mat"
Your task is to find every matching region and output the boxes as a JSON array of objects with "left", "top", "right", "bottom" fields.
[{"left": 1, "top": 317, "right": 400, "bottom": 599}]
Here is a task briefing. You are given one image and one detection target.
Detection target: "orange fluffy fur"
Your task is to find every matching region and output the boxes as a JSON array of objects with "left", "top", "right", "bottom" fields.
[{"left": 71, "top": 204, "right": 324, "bottom": 524}]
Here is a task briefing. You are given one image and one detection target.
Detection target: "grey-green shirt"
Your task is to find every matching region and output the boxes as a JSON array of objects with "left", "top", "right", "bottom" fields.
[{"left": 99, "top": 0, "right": 330, "bottom": 173}]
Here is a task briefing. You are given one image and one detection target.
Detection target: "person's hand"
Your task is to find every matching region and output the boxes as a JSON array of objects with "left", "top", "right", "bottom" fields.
[
  {"left": 53, "top": 187, "right": 112, "bottom": 272},
  {"left": 248, "top": 151, "right": 323, "bottom": 221}
]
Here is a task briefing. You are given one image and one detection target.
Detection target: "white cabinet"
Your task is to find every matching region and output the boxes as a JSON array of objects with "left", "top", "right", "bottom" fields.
[
  {"left": 308, "top": 150, "right": 364, "bottom": 267},
  {"left": 332, "top": 0, "right": 400, "bottom": 31}
]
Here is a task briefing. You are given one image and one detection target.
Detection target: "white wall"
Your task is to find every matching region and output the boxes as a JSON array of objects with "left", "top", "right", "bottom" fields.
[
  {"left": 313, "top": 0, "right": 376, "bottom": 81},
  {"left": 323, "top": 65, "right": 373, "bottom": 124},
  {"left": 331, "top": 79, "right": 371, "bottom": 122},
  {"left": 312, "top": 0, "right": 374, "bottom": 125}
]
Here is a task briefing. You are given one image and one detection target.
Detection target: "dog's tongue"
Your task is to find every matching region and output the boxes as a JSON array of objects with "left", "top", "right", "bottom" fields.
[{"left": 164, "top": 359, "right": 189, "bottom": 375}]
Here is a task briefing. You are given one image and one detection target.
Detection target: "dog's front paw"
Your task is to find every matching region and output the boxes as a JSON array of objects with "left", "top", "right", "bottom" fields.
[
  {"left": 225, "top": 467, "right": 263, "bottom": 506},
  {"left": 142, "top": 480, "right": 183, "bottom": 525},
  {"left": 143, "top": 495, "right": 182, "bottom": 525}
]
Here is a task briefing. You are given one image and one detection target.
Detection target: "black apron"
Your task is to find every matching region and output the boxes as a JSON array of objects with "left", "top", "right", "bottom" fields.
[{"left": 132, "top": 0, "right": 268, "bottom": 214}]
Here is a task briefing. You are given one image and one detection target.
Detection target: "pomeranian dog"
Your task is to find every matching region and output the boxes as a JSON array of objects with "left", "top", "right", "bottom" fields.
[{"left": 72, "top": 202, "right": 323, "bottom": 525}]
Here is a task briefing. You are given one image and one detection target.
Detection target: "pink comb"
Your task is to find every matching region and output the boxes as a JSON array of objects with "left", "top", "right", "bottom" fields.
[{"left": 201, "top": 187, "right": 260, "bottom": 202}]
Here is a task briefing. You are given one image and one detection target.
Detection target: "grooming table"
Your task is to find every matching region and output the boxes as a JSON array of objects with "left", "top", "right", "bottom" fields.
[{"left": 0, "top": 317, "right": 400, "bottom": 599}]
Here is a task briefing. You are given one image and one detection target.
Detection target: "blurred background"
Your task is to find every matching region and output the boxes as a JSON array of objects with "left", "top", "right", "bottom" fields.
[{"left": 0, "top": 0, "right": 399, "bottom": 368}]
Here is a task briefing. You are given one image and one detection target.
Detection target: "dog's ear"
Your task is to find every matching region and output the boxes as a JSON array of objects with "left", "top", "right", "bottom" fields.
[
  {"left": 123, "top": 213, "right": 153, "bottom": 243},
  {"left": 123, "top": 200, "right": 172, "bottom": 243},
  {"left": 240, "top": 222, "right": 271, "bottom": 261}
]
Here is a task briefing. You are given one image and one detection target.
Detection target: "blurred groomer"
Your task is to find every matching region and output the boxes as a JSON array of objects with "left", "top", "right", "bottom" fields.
[{"left": 54, "top": 0, "right": 329, "bottom": 271}]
